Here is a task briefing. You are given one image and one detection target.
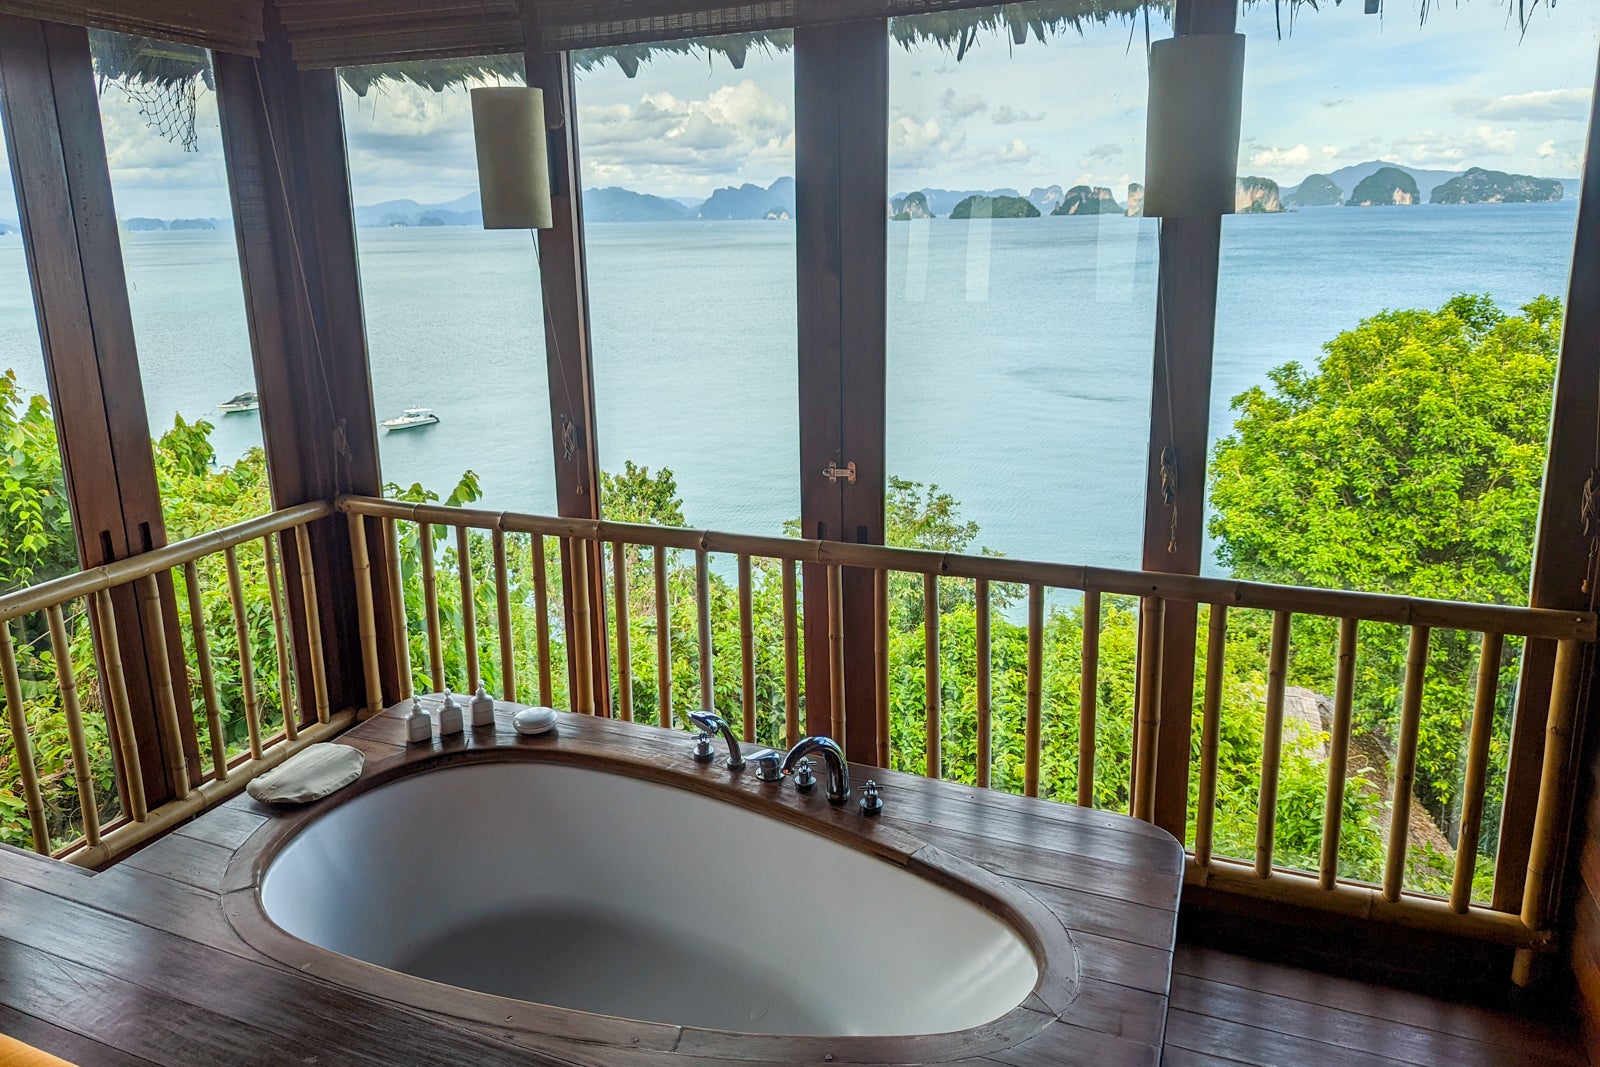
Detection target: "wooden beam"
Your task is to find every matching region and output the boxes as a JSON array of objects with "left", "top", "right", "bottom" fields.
[
  {"left": 796, "top": 19, "right": 888, "bottom": 763},
  {"left": 213, "top": 3, "right": 397, "bottom": 717},
  {"left": 522, "top": 28, "right": 610, "bottom": 716},
  {"left": 0, "top": 16, "right": 198, "bottom": 805},
  {"left": 1141, "top": 0, "right": 1238, "bottom": 839}
]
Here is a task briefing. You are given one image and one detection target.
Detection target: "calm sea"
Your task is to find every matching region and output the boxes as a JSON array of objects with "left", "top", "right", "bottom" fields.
[{"left": 0, "top": 201, "right": 1580, "bottom": 573}]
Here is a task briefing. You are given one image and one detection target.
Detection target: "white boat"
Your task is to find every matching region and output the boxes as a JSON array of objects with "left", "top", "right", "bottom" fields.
[
  {"left": 216, "top": 391, "right": 259, "bottom": 413},
  {"left": 382, "top": 406, "right": 440, "bottom": 431}
]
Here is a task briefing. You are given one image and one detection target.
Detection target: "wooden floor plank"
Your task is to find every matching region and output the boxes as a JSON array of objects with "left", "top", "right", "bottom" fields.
[
  {"left": 1159, "top": 1047, "right": 1251, "bottom": 1067},
  {"left": 120, "top": 831, "right": 234, "bottom": 893},
  {"left": 1164, "top": 1009, "right": 1409, "bottom": 1067},
  {"left": 173, "top": 801, "right": 269, "bottom": 850},
  {"left": 0, "top": 1003, "right": 160, "bottom": 1067}
]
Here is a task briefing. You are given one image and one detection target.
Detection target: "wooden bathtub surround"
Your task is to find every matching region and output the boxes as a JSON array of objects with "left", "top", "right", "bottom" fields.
[{"left": 0, "top": 703, "right": 1184, "bottom": 1066}]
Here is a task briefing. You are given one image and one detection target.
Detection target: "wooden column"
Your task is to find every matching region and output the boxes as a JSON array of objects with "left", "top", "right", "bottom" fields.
[
  {"left": 1140, "top": 0, "right": 1238, "bottom": 838},
  {"left": 213, "top": 6, "right": 398, "bottom": 716},
  {"left": 522, "top": 28, "right": 610, "bottom": 716},
  {"left": 1496, "top": 39, "right": 1600, "bottom": 915},
  {"left": 0, "top": 16, "right": 199, "bottom": 806},
  {"left": 796, "top": 19, "right": 888, "bottom": 763}
]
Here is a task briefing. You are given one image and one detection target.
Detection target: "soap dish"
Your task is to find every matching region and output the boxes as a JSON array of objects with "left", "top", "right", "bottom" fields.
[{"left": 512, "top": 706, "right": 558, "bottom": 736}]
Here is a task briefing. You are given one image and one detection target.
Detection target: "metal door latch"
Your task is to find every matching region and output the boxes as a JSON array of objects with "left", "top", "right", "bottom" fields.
[{"left": 821, "top": 461, "right": 857, "bottom": 484}]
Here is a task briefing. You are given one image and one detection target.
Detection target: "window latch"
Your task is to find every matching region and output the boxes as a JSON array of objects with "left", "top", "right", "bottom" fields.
[{"left": 821, "top": 461, "right": 857, "bottom": 485}]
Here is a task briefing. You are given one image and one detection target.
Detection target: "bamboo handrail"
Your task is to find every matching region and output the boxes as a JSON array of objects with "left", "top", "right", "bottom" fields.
[
  {"left": 1077, "top": 589, "right": 1100, "bottom": 809},
  {"left": 1318, "top": 616, "right": 1359, "bottom": 890},
  {"left": 347, "top": 515, "right": 383, "bottom": 717},
  {"left": 137, "top": 573, "right": 190, "bottom": 801},
  {"left": 1452, "top": 630, "right": 1503, "bottom": 912},
  {"left": 1024, "top": 583, "right": 1043, "bottom": 798},
  {"left": 455, "top": 525, "right": 479, "bottom": 691},
  {"left": 92, "top": 589, "right": 145, "bottom": 822},
  {"left": 827, "top": 563, "right": 845, "bottom": 743},
  {"left": 224, "top": 546, "right": 263, "bottom": 762},
  {"left": 533, "top": 535, "right": 553, "bottom": 707},
  {"left": 975, "top": 578, "right": 991, "bottom": 790},
  {"left": 1518, "top": 637, "right": 1585, "bottom": 975},
  {"left": 335, "top": 496, "right": 1596, "bottom": 641},
  {"left": 385, "top": 517, "right": 413, "bottom": 700},
  {"left": 1, "top": 622, "right": 49, "bottom": 853},
  {"left": 874, "top": 569, "right": 890, "bottom": 768},
  {"left": 293, "top": 525, "right": 329, "bottom": 725},
  {"left": 1384, "top": 625, "right": 1432, "bottom": 902},
  {"left": 47, "top": 603, "right": 99, "bottom": 846},
  {"left": 695, "top": 548, "right": 712, "bottom": 713},
  {"left": 1193, "top": 605, "right": 1227, "bottom": 866},
  {"left": 737, "top": 555, "right": 754, "bottom": 742},
  {"left": 1132, "top": 595, "right": 1166, "bottom": 822},
  {"left": 613, "top": 541, "right": 633, "bottom": 723},
  {"left": 784, "top": 560, "right": 800, "bottom": 749},
  {"left": 181, "top": 562, "right": 228, "bottom": 780},
  {"left": 493, "top": 530, "right": 515, "bottom": 702},
  {"left": 925, "top": 573, "right": 941, "bottom": 779},
  {"left": 653, "top": 544, "right": 670, "bottom": 729},
  {"left": 1254, "top": 610, "right": 1291, "bottom": 871},
  {"left": 261, "top": 539, "right": 298, "bottom": 743},
  {"left": 419, "top": 522, "right": 443, "bottom": 693}
]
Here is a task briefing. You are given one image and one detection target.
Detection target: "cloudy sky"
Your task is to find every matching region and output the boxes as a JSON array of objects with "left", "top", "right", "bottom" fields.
[{"left": 0, "top": 0, "right": 1597, "bottom": 219}]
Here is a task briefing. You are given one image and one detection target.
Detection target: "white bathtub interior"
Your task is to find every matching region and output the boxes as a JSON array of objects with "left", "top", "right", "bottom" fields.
[{"left": 258, "top": 761, "right": 1039, "bottom": 1036}]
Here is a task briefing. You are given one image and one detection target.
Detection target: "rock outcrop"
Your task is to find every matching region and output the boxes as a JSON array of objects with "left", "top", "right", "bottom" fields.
[
  {"left": 1429, "top": 167, "right": 1563, "bottom": 204},
  {"left": 950, "top": 194, "right": 1040, "bottom": 219},
  {"left": 1347, "top": 166, "right": 1420, "bottom": 207},
  {"left": 1289, "top": 173, "right": 1344, "bottom": 207},
  {"left": 1235, "top": 176, "right": 1285, "bottom": 214},
  {"left": 1124, "top": 183, "right": 1144, "bottom": 217},
  {"left": 891, "top": 191, "right": 933, "bottom": 221},
  {"left": 1051, "top": 186, "right": 1122, "bottom": 216}
]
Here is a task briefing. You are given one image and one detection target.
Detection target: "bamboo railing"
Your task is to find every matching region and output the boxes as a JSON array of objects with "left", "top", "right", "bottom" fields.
[
  {"left": 338, "top": 494, "right": 1595, "bottom": 967},
  {"left": 0, "top": 502, "right": 350, "bottom": 868}
]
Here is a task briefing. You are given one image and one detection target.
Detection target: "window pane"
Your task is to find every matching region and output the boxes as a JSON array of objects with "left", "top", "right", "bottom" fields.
[
  {"left": 89, "top": 32, "right": 265, "bottom": 537},
  {"left": 340, "top": 59, "right": 555, "bottom": 513},
  {"left": 576, "top": 40, "right": 798, "bottom": 535},
  {"left": 1202, "top": 5, "right": 1600, "bottom": 897}
]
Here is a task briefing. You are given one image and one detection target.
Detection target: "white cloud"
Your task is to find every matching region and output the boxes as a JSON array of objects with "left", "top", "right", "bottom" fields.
[
  {"left": 1249, "top": 143, "right": 1313, "bottom": 168},
  {"left": 1451, "top": 87, "right": 1592, "bottom": 122},
  {"left": 941, "top": 89, "right": 988, "bottom": 120},
  {"left": 1393, "top": 125, "right": 1518, "bottom": 165},
  {"left": 996, "top": 139, "right": 1034, "bottom": 164},
  {"left": 992, "top": 104, "right": 1045, "bottom": 126},
  {"left": 1538, "top": 139, "right": 1557, "bottom": 158}
]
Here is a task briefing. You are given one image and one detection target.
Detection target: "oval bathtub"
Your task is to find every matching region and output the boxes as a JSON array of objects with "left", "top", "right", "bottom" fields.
[{"left": 258, "top": 760, "right": 1039, "bottom": 1037}]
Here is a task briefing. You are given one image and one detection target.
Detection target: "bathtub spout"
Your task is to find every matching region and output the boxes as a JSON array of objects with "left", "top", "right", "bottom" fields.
[
  {"left": 688, "top": 710, "right": 746, "bottom": 770},
  {"left": 781, "top": 737, "right": 850, "bottom": 806}
]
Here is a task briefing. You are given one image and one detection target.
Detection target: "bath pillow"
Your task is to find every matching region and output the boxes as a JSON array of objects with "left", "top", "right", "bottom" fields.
[{"left": 246, "top": 743, "right": 365, "bottom": 805}]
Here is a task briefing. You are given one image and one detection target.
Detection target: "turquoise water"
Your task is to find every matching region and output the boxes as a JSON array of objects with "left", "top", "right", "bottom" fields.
[{"left": 0, "top": 201, "right": 1580, "bottom": 571}]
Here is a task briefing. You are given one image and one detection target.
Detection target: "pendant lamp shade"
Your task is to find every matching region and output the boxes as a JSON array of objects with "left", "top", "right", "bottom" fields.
[
  {"left": 1142, "top": 33, "right": 1246, "bottom": 218},
  {"left": 471, "top": 86, "right": 554, "bottom": 229}
]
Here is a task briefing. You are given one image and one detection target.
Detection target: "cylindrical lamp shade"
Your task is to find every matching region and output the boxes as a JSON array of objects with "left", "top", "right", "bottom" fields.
[
  {"left": 1142, "top": 33, "right": 1246, "bottom": 218},
  {"left": 471, "top": 86, "right": 553, "bottom": 229}
]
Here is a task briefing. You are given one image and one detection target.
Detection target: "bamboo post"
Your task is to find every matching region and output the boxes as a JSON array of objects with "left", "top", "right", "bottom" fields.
[
  {"left": 494, "top": 529, "right": 515, "bottom": 702},
  {"left": 347, "top": 515, "right": 383, "bottom": 717},
  {"left": 738, "top": 554, "right": 754, "bottom": 742},
  {"left": 783, "top": 559, "right": 800, "bottom": 749},
  {"left": 533, "top": 535, "right": 553, "bottom": 707},
  {"left": 224, "top": 546, "right": 263, "bottom": 761},
  {"left": 1077, "top": 589, "right": 1100, "bottom": 808},
  {"left": 975, "top": 578, "right": 991, "bottom": 789},
  {"left": 293, "top": 524, "right": 330, "bottom": 724},
  {"left": 92, "top": 589, "right": 145, "bottom": 821},
  {"left": 1, "top": 622, "right": 50, "bottom": 853},
  {"left": 1383, "top": 624, "right": 1431, "bottom": 902},
  {"left": 1452, "top": 630, "right": 1503, "bottom": 912},
  {"left": 181, "top": 562, "right": 228, "bottom": 779},
  {"left": 1318, "top": 616, "right": 1359, "bottom": 890},
  {"left": 420, "top": 521, "right": 444, "bottom": 693},
  {"left": 924, "top": 573, "right": 941, "bottom": 779},
  {"left": 827, "top": 563, "right": 846, "bottom": 743},
  {"left": 137, "top": 573, "right": 190, "bottom": 800},
  {"left": 696, "top": 547, "right": 713, "bottom": 713},
  {"left": 1518, "top": 638, "right": 1584, "bottom": 955},
  {"left": 1132, "top": 595, "right": 1166, "bottom": 822},
  {"left": 261, "top": 539, "right": 298, "bottom": 742},
  {"left": 1024, "top": 583, "right": 1045, "bottom": 797},
  {"left": 654, "top": 544, "right": 671, "bottom": 729},
  {"left": 1193, "top": 604, "right": 1227, "bottom": 866},
  {"left": 385, "top": 517, "right": 413, "bottom": 699},
  {"left": 1253, "top": 609, "right": 1291, "bottom": 872},
  {"left": 456, "top": 524, "right": 479, "bottom": 691},
  {"left": 569, "top": 537, "right": 595, "bottom": 714},
  {"left": 614, "top": 541, "right": 633, "bottom": 723},
  {"left": 47, "top": 603, "right": 99, "bottom": 846},
  {"left": 872, "top": 568, "right": 889, "bottom": 768}
]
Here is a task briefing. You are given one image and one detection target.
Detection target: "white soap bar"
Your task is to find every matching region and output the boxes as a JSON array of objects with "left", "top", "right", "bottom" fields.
[{"left": 513, "top": 706, "right": 558, "bottom": 736}]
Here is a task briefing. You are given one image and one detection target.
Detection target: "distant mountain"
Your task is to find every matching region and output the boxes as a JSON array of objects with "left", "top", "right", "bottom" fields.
[
  {"left": 124, "top": 217, "right": 168, "bottom": 231},
  {"left": 1051, "top": 186, "right": 1121, "bottom": 216},
  {"left": 1430, "top": 167, "right": 1563, "bottom": 205},
  {"left": 1347, "top": 166, "right": 1420, "bottom": 207},
  {"left": 1281, "top": 161, "right": 1457, "bottom": 202},
  {"left": 170, "top": 217, "right": 221, "bottom": 230},
  {"left": 0, "top": 220, "right": 17, "bottom": 235},
  {"left": 1288, "top": 174, "right": 1343, "bottom": 207},
  {"left": 891, "top": 191, "right": 932, "bottom": 221},
  {"left": 892, "top": 187, "right": 1019, "bottom": 218},
  {"left": 1028, "top": 185, "right": 1065, "bottom": 212},
  {"left": 698, "top": 177, "right": 795, "bottom": 220},
  {"left": 951, "top": 194, "right": 1039, "bottom": 220},
  {"left": 583, "top": 187, "right": 692, "bottom": 222},
  {"left": 355, "top": 194, "right": 481, "bottom": 228}
]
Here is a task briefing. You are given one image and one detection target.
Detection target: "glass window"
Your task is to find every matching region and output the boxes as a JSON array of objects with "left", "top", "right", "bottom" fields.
[
  {"left": 1200, "top": 5, "right": 1600, "bottom": 897},
  {"left": 575, "top": 39, "right": 799, "bottom": 536}
]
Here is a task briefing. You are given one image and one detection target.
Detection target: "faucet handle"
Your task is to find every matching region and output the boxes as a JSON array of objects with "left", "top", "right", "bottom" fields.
[
  {"left": 691, "top": 730, "right": 716, "bottom": 763},
  {"left": 792, "top": 756, "right": 816, "bottom": 793},
  {"left": 745, "top": 749, "right": 783, "bottom": 782}
]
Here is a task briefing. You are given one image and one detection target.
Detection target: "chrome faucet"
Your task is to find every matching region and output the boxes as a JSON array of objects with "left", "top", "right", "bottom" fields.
[
  {"left": 688, "top": 710, "right": 745, "bottom": 769},
  {"left": 781, "top": 736, "right": 850, "bottom": 805}
]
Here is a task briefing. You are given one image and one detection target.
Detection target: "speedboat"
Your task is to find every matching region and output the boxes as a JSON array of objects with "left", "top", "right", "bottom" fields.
[
  {"left": 382, "top": 406, "right": 440, "bottom": 431},
  {"left": 216, "top": 391, "right": 259, "bottom": 413}
]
